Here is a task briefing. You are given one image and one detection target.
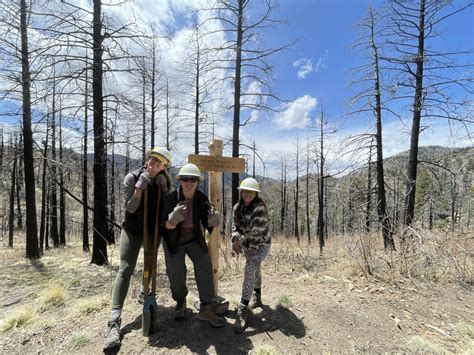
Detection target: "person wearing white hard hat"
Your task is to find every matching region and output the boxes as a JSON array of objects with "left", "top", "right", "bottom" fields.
[
  {"left": 162, "top": 163, "right": 228, "bottom": 327},
  {"left": 104, "top": 147, "right": 172, "bottom": 351},
  {"left": 231, "top": 177, "right": 271, "bottom": 333}
]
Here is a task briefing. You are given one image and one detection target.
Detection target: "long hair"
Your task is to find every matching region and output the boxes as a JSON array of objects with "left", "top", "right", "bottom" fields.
[
  {"left": 142, "top": 163, "right": 172, "bottom": 192},
  {"left": 235, "top": 192, "right": 267, "bottom": 225}
]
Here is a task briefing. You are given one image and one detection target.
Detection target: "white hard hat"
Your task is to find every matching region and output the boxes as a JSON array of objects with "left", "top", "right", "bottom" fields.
[
  {"left": 149, "top": 146, "right": 171, "bottom": 166},
  {"left": 238, "top": 177, "right": 261, "bottom": 192},
  {"left": 177, "top": 163, "right": 201, "bottom": 180}
]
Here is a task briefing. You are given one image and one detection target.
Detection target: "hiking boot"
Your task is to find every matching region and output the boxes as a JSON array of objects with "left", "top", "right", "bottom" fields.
[
  {"left": 174, "top": 301, "right": 186, "bottom": 319},
  {"left": 103, "top": 318, "right": 121, "bottom": 350},
  {"left": 249, "top": 292, "right": 263, "bottom": 309},
  {"left": 212, "top": 301, "right": 229, "bottom": 316},
  {"left": 233, "top": 304, "right": 249, "bottom": 334},
  {"left": 198, "top": 304, "right": 226, "bottom": 327}
]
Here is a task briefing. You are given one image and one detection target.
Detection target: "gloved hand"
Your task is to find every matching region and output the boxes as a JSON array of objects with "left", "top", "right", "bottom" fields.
[
  {"left": 135, "top": 172, "right": 151, "bottom": 190},
  {"left": 207, "top": 209, "right": 220, "bottom": 227},
  {"left": 155, "top": 173, "right": 168, "bottom": 194},
  {"left": 168, "top": 203, "right": 187, "bottom": 226},
  {"left": 232, "top": 236, "right": 242, "bottom": 255}
]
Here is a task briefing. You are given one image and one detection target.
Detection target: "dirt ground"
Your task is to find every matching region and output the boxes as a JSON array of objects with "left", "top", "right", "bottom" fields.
[{"left": 0, "top": 236, "right": 472, "bottom": 354}]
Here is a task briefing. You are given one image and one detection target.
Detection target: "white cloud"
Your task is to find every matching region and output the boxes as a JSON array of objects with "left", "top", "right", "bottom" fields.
[
  {"left": 293, "top": 57, "right": 313, "bottom": 79},
  {"left": 292, "top": 51, "right": 328, "bottom": 79},
  {"left": 273, "top": 95, "right": 317, "bottom": 129}
]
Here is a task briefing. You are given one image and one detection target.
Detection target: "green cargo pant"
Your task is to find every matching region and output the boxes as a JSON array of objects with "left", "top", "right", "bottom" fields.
[{"left": 111, "top": 229, "right": 142, "bottom": 310}]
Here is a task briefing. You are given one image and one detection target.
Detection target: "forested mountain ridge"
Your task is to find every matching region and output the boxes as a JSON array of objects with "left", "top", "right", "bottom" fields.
[{"left": 260, "top": 145, "right": 473, "bottom": 238}]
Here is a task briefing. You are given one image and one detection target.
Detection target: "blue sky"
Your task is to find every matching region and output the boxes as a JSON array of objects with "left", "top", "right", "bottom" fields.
[
  {"left": 0, "top": 0, "right": 472, "bottom": 178},
  {"left": 243, "top": 0, "right": 473, "bottom": 176}
]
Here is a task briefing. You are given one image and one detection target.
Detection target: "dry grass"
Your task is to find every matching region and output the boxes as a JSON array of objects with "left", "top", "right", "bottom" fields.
[
  {"left": 76, "top": 295, "right": 109, "bottom": 316},
  {"left": 68, "top": 331, "right": 91, "bottom": 350},
  {"left": 454, "top": 322, "right": 474, "bottom": 339},
  {"left": 407, "top": 335, "right": 446, "bottom": 353},
  {"left": 0, "top": 307, "right": 36, "bottom": 332},
  {"left": 38, "top": 281, "right": 67, "bottom": 310},
  {"left": 0, "top": 233, "right": 472, "bottom": 353},
  {"left": 275, "top": 295, "right": 293, "bottom": 309},
  {"left": 453, "top": 322, "right": 474, "bottom": 353},
  {"left": 295, "top": 272, "right": 313, "bottom": 283},
  {"left": 252, "top": 344, "right": 277, "bottom": 355}
]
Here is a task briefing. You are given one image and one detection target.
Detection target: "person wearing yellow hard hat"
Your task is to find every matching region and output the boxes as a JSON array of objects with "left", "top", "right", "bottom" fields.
[
  {"left": 104, "top": 147, "right": 172, "bottom": 351},
  {"left": 231, "top": 177, "right": 271, "bottom": 334},
  {"left": 162, "top": 163, "right": 229, "bottom": 327}
]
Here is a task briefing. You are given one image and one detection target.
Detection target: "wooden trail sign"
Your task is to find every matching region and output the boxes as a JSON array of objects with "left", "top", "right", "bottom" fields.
[
  {"left": 188, "top": 140, "right": 245, "bottom": 295},
  {"left": 188, "top": 154, "right": 245, "bottom": 173}
]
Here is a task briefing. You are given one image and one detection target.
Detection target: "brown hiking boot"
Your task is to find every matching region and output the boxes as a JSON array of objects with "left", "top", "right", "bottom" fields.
[
  {"left": 103, "top": 318, "right": 121, "bottom": 350},
  {"left": 233, "top": 304, "right": 249, "bottom": 334},
  {"left": 212, "top": 301, "right": 229, "bottom": 316},
  {"left": 249, "top": 292, "right": 263, "bottom": 309},
  {"left": 174, "top": 301, "right": 186, "bottom": 319},
  {"left": 198, "top": 304, "right": 225, "bottom": 327}
]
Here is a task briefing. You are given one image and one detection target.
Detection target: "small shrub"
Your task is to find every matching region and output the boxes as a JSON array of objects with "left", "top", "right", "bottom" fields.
[
  {"left": 276, "top": 295, "right": 292, "bottom": 309},
  {"left": 69, "top": 331, "right": 90, "bottom": 350},
  {"left": 454, "top": 322, "right": 474, "bottom": 339},
  {"left": 0, "top": 308, "right": 35, "bottom": 332},
  {"left": 253, "top": 344, "right": 277, "bottom": 355},
  {"left": 69, "top": 278, "right": 81, "bottom": 288},
  {"left": 77, "top": 296, "right": 108, "bottom": 315},
  {"left": 407, "top": 335, "right": 445, "bottom": 353},
  {"left": 38, "top": 282, "right": 67, "bottom": 310},
  {"left": 228, "top": 297, "right": 240, "bottom": 308},
  {"left": 296, "top": 273, "right": 312, "bottom": 283}
]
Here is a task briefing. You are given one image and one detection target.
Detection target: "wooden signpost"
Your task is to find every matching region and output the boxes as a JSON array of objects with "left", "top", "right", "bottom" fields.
[{"left": 188, "top": 140, "right": 245, "bottom": 295}]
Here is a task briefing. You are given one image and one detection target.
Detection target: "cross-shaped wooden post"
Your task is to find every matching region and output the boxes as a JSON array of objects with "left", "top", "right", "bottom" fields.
[{"left": 188, "top": 139, "right": 245, "bottom": 295}]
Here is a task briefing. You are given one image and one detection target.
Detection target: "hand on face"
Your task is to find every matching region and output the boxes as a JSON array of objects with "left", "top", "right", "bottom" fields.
[{"left": 146, "top": 157, "right": 164, "bottom": 178}]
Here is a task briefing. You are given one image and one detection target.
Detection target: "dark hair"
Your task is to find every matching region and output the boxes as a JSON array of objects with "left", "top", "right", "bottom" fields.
[
  {"left": 162, "top": 169, "right": 172, "bottom": 191},
  {"left": 235, "top": 193, "right": 267, "bottom": 225},
  {"left": 140, "top": 165, "right": 172, "bottom": 191}
]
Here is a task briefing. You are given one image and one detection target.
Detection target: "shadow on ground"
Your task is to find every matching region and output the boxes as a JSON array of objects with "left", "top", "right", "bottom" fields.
[{"left": 104, "top": 303, "right": 305, "bottom": 354}]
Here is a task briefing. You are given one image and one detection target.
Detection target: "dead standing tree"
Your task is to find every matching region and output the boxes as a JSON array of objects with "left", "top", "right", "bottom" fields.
[
  {"left": 385, "top": 0, "right": 474, "bottom": 230},
  {"left": 1, "top": 0, "right": 43, "bottom": 258},
  {"left": 90, "top": 0, "right": 108, "bottom": 265},
  {"left": 280, "top": 157, "right": 288, "bottom": 235},
  {"left": 180, "top": 20, "right": 226, "bottom": 155},
  {"left": 214, "top": 0, "right": 293, "bottom": 206},
  {"left": 294, "top": 138, "right": 300, "bottom": 242},
  {"left": 305, "top": 139, "right": 313, "bottom": 243},
  {"left": 20, "top": 0, "right": 40, "bottom": 258},
  {"left": 349, "top": 5, "right": 395, "bottom": 249},
  {"left": 315, "top": 106, "right": 326, "bottom": 254}
]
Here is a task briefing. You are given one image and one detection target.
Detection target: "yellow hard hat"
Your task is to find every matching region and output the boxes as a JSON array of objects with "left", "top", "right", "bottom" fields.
[{"left": 148, "top": 147, "right": 171, "bottom": 166}]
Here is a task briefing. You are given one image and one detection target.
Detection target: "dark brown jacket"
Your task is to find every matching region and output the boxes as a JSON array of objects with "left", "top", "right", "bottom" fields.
[{"left": 162, "top": 187, "right": 213, "bottom": 254}]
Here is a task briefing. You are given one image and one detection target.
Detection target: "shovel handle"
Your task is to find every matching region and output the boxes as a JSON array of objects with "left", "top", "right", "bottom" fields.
[
  {"left": 151, "top": 185, "right": 162, "bottom": 294},
  {"left": 143, "top": 189, "right": 150, "bottom": 295}
]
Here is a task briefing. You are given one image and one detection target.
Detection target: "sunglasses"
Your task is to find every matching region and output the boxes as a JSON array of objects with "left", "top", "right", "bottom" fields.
[{"left": 181, "top": 177, "right": 198, "bottom": 183}]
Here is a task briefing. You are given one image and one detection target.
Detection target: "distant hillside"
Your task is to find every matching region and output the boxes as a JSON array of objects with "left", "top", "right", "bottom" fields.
[{"left": 260, "top": 145, "right": 473, "bottom": 235}]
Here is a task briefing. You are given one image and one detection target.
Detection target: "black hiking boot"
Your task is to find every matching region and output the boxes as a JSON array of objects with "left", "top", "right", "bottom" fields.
[
  {"left": 103, "top": 318, "right": 121, "bottom": 351},
  {"left": 233, "top": 304, "right": 249, "bottom": 334},
  {"left": 249, "top": 292, "right": 263, "bottom": 309}
]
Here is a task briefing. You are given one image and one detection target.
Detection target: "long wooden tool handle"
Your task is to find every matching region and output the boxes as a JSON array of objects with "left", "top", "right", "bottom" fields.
[
  {"left": 151, "top": 185, "right": 162, "bottom": 294},
  {"left": 143, "top": 189, "right": 150, "bottom": 295}
]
